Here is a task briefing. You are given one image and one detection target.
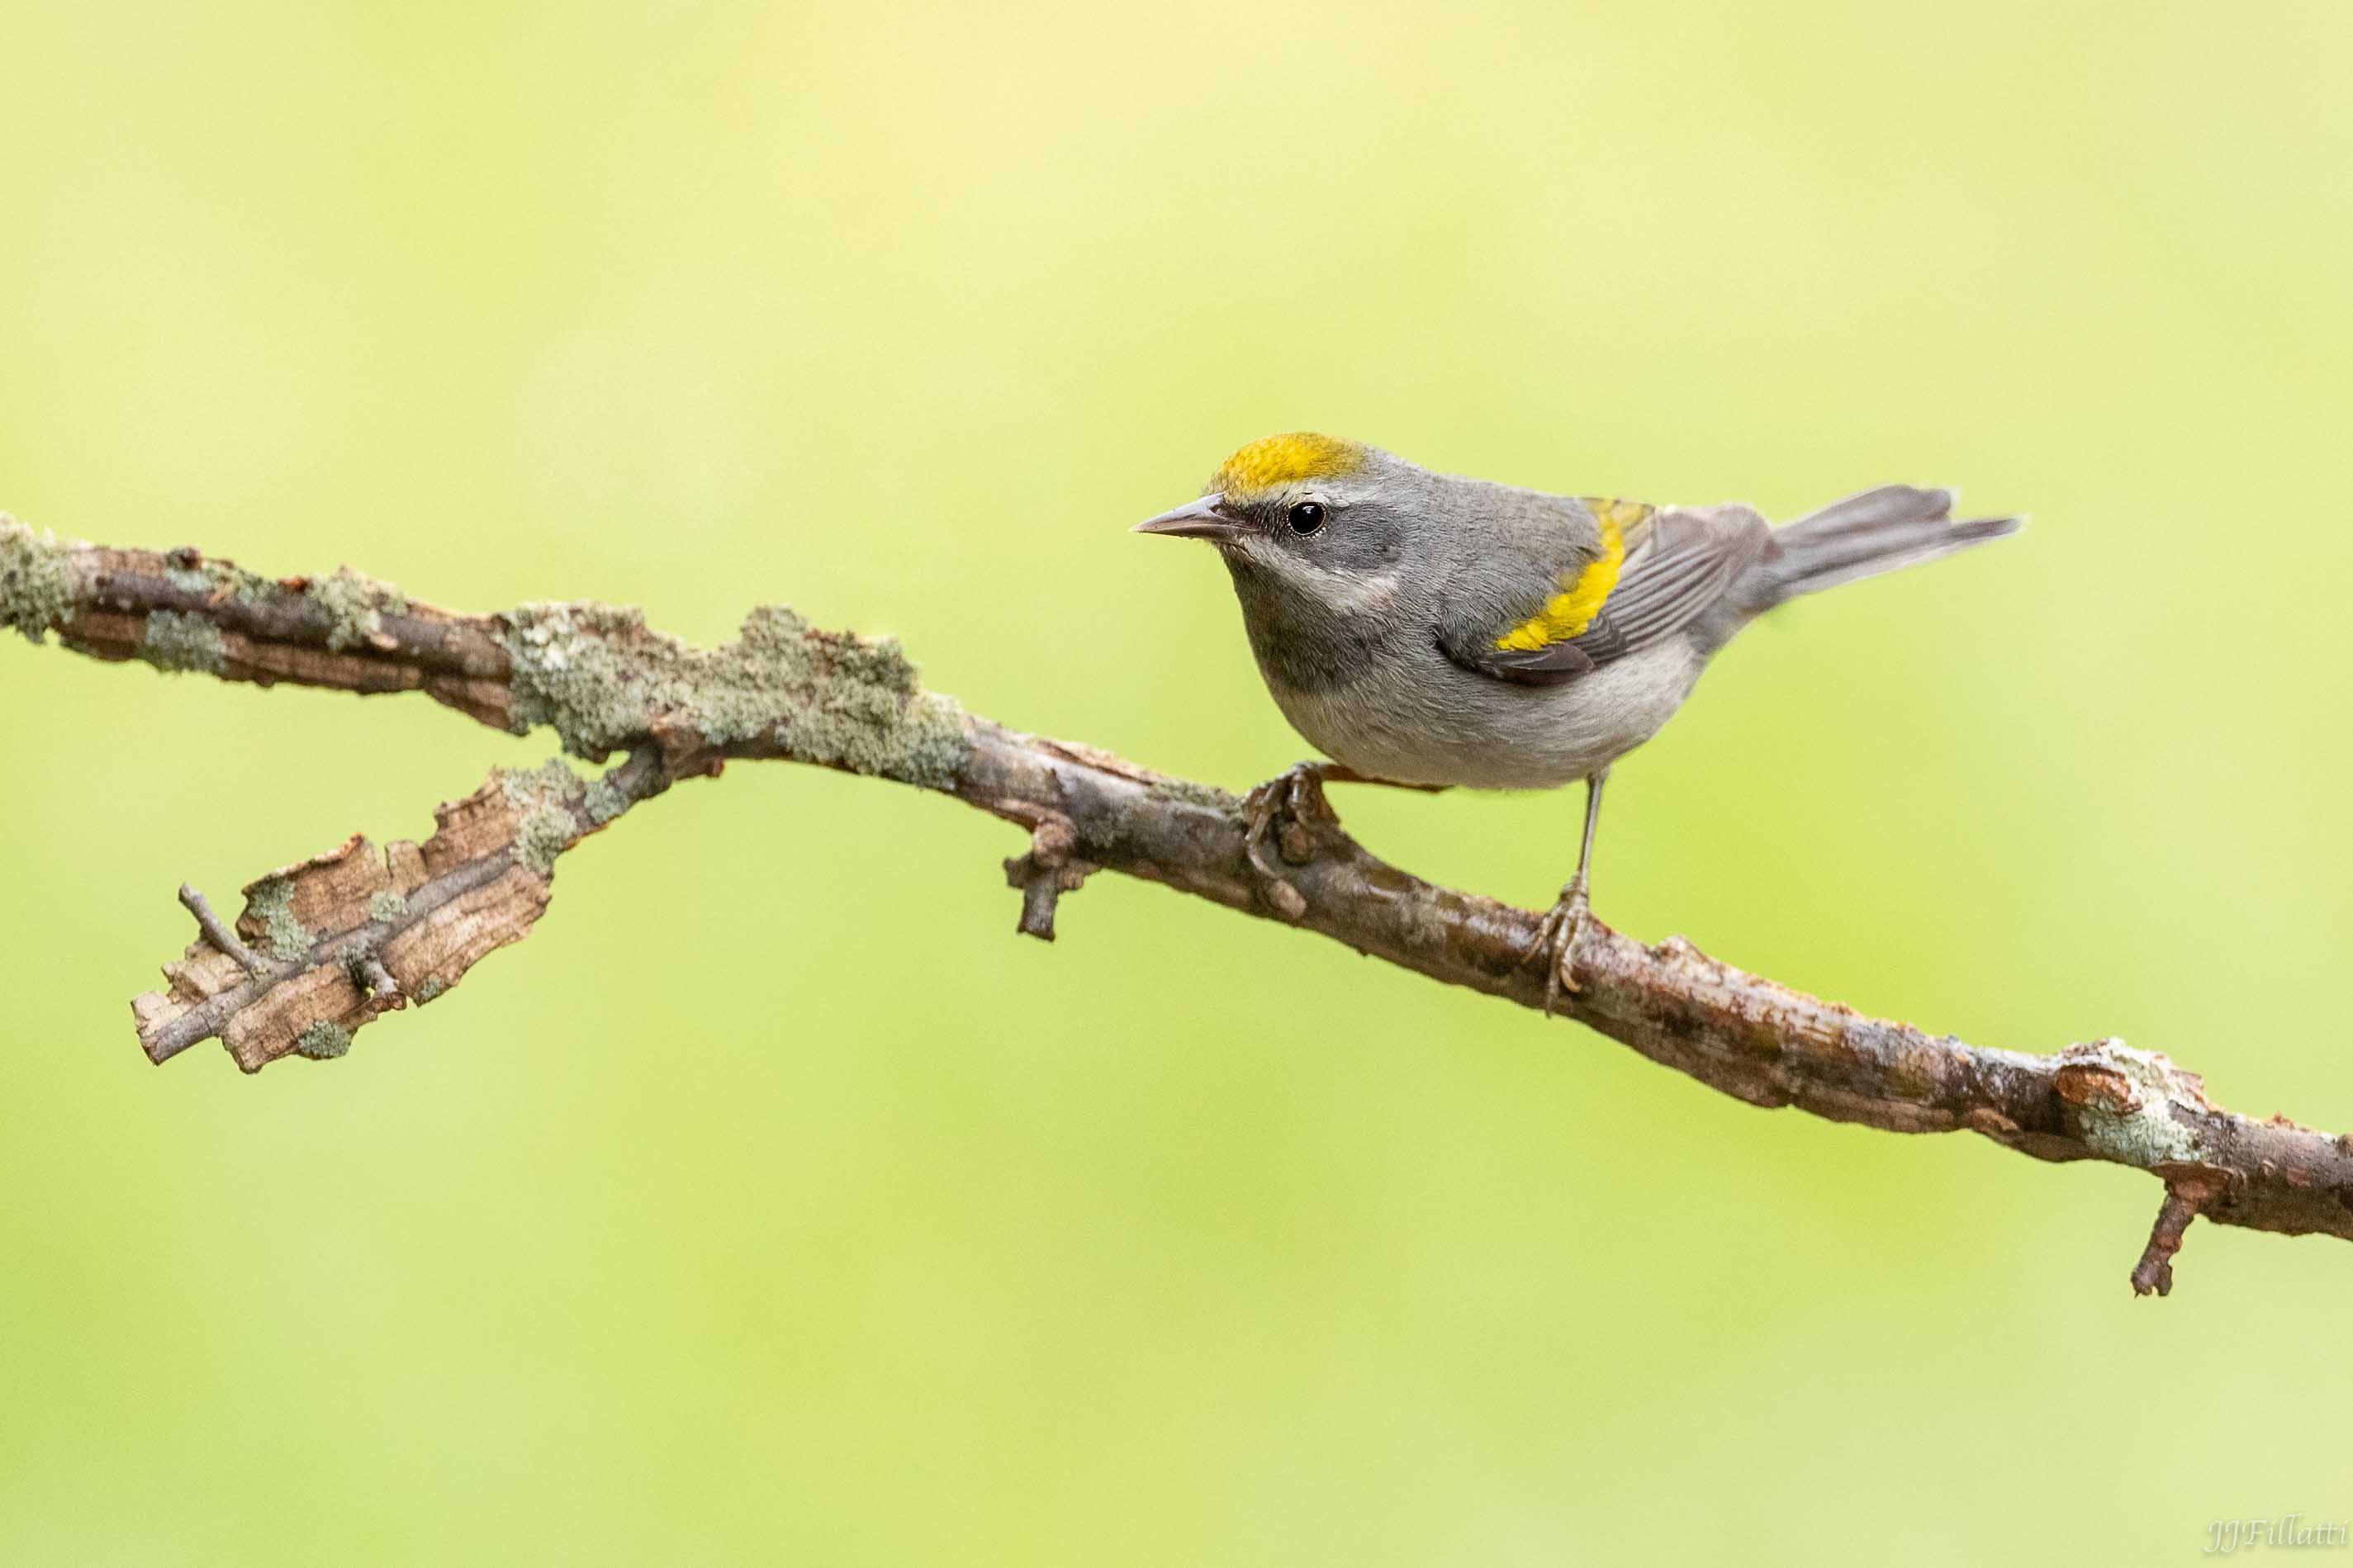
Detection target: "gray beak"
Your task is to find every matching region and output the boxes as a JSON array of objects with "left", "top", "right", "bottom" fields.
[{"left": 1131, "top": 494, "right": 1245, "bottom": 542}]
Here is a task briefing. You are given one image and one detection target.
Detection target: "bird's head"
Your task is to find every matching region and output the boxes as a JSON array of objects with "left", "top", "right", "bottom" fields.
[
  {"left": 1131, "top": 433, "right": 1436, "bottom": 677},
  {"left": 1131, "top": 431, "right": 1371, "bottom": 544},
  {"left": 1132, "top": 432, "right": 1430, "bottom": 577}
]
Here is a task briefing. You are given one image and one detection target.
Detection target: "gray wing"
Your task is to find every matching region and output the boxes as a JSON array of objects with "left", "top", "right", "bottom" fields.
[{"left": 1456, "top": 505, "right": 1775, "bottom": 688}]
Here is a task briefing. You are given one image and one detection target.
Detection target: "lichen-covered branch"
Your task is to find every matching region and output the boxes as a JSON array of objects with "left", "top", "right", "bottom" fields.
[{"left": 7, "top": 514, "right": 2349, "bottom": 1293}]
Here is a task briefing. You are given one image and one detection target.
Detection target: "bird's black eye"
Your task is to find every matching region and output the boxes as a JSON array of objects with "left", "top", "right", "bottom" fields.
[{"left": 1286, "top": 501, "right": 1326, "bottom": 536}]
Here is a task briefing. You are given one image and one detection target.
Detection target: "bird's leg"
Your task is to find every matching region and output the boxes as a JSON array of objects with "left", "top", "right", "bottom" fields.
[{"left": 1531, "top": 769, "right": 1609, "bottom": 1014}]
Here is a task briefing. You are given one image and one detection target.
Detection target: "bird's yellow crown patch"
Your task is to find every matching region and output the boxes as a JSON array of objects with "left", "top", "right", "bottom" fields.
[
  {"left": 1211, "top": 432, "right": 1369, "bottom": 495},
  {"left": 1492, "top": 500, "right": 1650, "bottom": 651}
]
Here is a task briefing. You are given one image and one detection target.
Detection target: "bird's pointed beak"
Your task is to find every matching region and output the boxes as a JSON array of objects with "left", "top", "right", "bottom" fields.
[{"left": 1131, "top": 494, "right": 1245, "bottom": 542}]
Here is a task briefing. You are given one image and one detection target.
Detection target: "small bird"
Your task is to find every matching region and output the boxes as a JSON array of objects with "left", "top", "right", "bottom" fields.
[{"left": 1134, "top": 433, "right": 2020, "bottom": 1007}]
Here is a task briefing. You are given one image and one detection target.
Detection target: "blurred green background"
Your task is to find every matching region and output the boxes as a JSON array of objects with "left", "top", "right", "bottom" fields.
[{"left": 5, "top": 0, "right": 2351, "bottom": 1561}]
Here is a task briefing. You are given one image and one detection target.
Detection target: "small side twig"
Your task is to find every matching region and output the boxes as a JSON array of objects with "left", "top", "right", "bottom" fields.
[
  {"left": 2132, "top": 1176, "right": 2222, "bottom": 1297},
  {"left": 176, "top": 883, "right": 267, "bottom": 978},
  {"left": 355, "top": 954, "right": 401, "bottom": 1002},
  {"left": 1003, "top": 817, "right": 1093, "bottom": 941}
]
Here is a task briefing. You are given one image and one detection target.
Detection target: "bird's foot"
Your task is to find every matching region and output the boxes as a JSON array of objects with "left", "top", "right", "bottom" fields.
[
  {"left": 1530, "top": 879, "right": 1592, "bottom": 1015},
  {"left": 1241, "top": 760, "right": 1342, "bottom": 881}
]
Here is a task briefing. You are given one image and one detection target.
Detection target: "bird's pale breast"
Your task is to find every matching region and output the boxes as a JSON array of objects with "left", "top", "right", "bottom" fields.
[{"left": 1263, "top": 634, "right": 1708, "bottom": 791}]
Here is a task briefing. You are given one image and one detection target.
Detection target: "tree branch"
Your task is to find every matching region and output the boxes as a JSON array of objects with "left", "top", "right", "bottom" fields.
[{"left": 7, "top": 515, "right": 2348, "bottom": 1293}]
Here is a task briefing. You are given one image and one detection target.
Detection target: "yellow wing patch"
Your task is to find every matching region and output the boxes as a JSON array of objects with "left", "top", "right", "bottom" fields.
[
  {"left": 1212, "top": 432, "right": 1369, "bottom": 495},
  {"left": 1492, "top": 500, "right": 1651, "bottom": 651}
]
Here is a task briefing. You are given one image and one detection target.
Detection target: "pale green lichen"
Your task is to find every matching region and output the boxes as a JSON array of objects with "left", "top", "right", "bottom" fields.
[
  {"left": 500, "top": 600, "right": 970, "bottom": 787},
  {"left": 294, "top": 1021, "right": 352, "bottom": 1060},
  {"left": 1075, "top": 812, "right": 1128, "bottom": 860},
  {"left": 516, "top": 805, "right": 573, "bottom": 874},
  {"left": 310, "top": 566, "right": 409, "bottom": 651},
  {"left": 584, "top": 777, "right": 627, "bottom": 827},
  {"left": 140, "top": 610, "right": 226, "bottom": 674},
  {"left": 496, "top": 757, "right": 580, "bottom": 806},
  {"left": 0, "top": 517, "right": 77, "bottom": 642},
  {"left": 2066, "top": 1040, "right": 2202, "bottom": 1168},
  {"left": 771, "top": 680, "right": 967, "bottom": 789},
  {"left": 164, "top": 557, "right": 283, "bottom": 608},
  {"left": 368, "top": 889, "right": 409, "bottom": 923},
  {"left": 415, "top": 978, "right": 447, "bottom": 1003},
  {"left": 246, "top": 878, "right": 313, "bottom": 962},
  {"left": 497, "top": 758, "right": 584, "bottom": 875},
  {"left": 501, "top": 602, "right": 663, "bottom": 756}
]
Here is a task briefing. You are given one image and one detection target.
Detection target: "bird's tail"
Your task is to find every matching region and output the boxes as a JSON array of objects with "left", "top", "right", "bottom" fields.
[{"left": 1739, "top": 486, "right": 2022, "bottom": 613}]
